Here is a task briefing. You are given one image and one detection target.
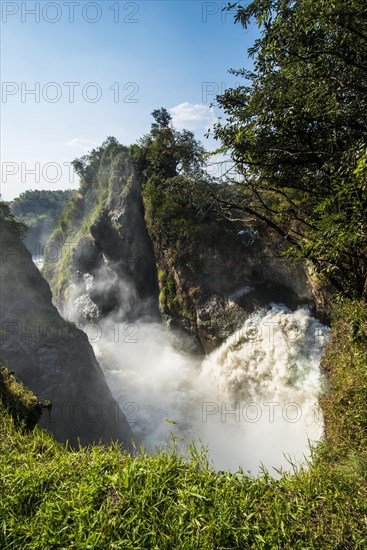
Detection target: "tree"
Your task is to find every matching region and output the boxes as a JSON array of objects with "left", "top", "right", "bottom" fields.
[
  {"left": 134, "top": 108, "right": 206, "bottom": 181},
  {"left": 213, "top": 0, "right": 367, "bottom": 300},
  {"left": 11, "top": 190, "right": 74, "bottom": 219},
  {"left": 151, "top": 107, "right": 172, "bottom": 132},
  {"left": 0, "top": 202, "right": 27, "bottom": 239},
  {"left": 72, "top": 137, "right": 128, "bottom": 193}
]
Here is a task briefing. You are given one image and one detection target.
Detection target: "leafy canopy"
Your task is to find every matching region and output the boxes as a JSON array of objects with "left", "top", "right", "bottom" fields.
[
  {"left": 133, "top": 108, "right": 206, "bottom": 180},
  {"left": 0, "top": 202, "right": 27, "bottom": 239},
  {"left": 10, "top": 190, "right": 74, "bottom": 220},
  {"left": 213, "top": 0, "right": 367, "bottom": 300}
]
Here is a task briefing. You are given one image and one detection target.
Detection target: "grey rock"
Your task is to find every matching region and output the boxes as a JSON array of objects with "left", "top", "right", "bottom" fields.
[{"left": 0, "top": 227, "right": 133, "bottom": 449}]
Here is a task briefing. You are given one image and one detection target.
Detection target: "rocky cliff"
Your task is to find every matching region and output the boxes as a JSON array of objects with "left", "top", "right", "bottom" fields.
[
  {"left": 43, "top": 141, "right": 159, "bottom": 326},
  {"left": 149, "top": 226, "right": 318, "bottom": 352},
  {"left": 41, "top": 137, "right": 328, "bottom": 353},
  {"left": 0, "top": 209, "right": 133, "bottom": 448},
  {"left": 142, "top": 177, "right": 320, "bottom": 352}
]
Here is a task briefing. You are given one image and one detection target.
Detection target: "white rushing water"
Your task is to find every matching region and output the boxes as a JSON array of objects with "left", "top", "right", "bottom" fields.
[
  {"left": 90, "top": 304, "right": 329, "bottom": 475},
  {"left": 32, "top": 254, "right": 44, "bottom": 270}
]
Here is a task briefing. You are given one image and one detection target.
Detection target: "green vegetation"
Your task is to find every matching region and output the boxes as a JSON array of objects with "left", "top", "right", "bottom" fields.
[
  {"left": 133, "top": 107, "right": 205, "bottom": 181},
  {"left": 138, "top": 109, "right": 245, "bottom": 323},
  {"left": 213, "top": 0, "right": 367, "bottom": 300},
  {"left": 142, "top": 171, "right": 242, "bottom": 265},
  {"left": 10, "top": 190, "right": 74, "bottom": 249},
  {"left": 0, "top": 365, "right": 46, "bottom": 431},
  {"left": 158, "top": 269, "right": 181, "bottom": 315},
  {"left": 43, "top": 138, "right": 131, "bottom": 300},
  {"left": 0, "top": 201, "right": 27, "bottom": 239},
  {"left": 321, "top": 299, "right": 367, "bottom": 454},
  {"left": 41, "top": 111, "right": 244, "bottom": 320},
  {"left": 5, "top": 2, "right": 367, "bottom": 544},
  {"left": 11, "top": 189, "right": 74, "bottom": 220},
  {"left": 2, "top": 229, "right": 367, "bottom": 547}
]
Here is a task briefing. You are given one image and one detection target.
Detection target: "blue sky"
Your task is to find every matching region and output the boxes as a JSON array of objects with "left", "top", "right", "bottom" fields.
[{"left": 1, "top": 1, "right": 257, "bottom": 200}]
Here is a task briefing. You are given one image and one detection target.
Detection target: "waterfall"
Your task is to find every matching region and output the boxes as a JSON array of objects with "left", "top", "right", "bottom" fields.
[
  {"left": 91, "top": 303, "right": 329, "bottom": 474},
  {"left": 32, "top": 254, "right": 44, "bottom": 270}
]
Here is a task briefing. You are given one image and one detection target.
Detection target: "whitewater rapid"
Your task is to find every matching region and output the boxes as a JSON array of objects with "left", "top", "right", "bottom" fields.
[{"left": 91, "top": 304, "right": 329, "bottom": 474}]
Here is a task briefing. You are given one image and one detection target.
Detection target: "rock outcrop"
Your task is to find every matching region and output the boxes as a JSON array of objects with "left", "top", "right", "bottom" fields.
[
  {"left": 86, "top": 173, "right": 159, "bottom": 321},
  {"left": 0, "top": 221, "right": 133, "bottom": 449},
  {"left": 149, "top": 224, "right": 319, "bottom": 352},
  {"left": 42, "top": 141, "right": 330, "bottom": 353},
  {"left": 44, "top": 155, "right": 159, "bottom": 326}
]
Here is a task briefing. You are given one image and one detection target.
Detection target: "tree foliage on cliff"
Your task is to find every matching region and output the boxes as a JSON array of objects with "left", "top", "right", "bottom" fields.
[
  {"left": 72, "top": 137, "right": 129, "bottom": 192},
  {"left": 136, "top": 109, "right": 239, "bottom": 262},
  {"left": 213, "top": 0, "right": 367, "bottom": 300},
  {"left": 55, "top": 138, "right": 130, "bottom": 232},
  {"left": 0, "top": 202, "right": 26, "bottom": 239},
  {"left": 132, "top": 108, "right": 206, "bottom": 180},
  {"left": 10, "top": 190, "right": 75, "bottom": 248}
]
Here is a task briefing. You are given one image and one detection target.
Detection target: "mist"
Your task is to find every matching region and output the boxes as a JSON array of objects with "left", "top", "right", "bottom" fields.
[{"left": 64, "top": 270, "right": 329, "bottom": 475}]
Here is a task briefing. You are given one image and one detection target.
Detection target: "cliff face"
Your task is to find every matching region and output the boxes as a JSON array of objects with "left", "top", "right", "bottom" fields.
[
  {"left": 40, "top": 138, "right": 330, "bottom": 353},
  {"left": 43, "top": 146, "right": 159, "bottom": 326},
  {"left": 147, "top": 223, "right": 317, "bottom": 352},
  {"left": 87, "top": 174, "right": 160, "bottom": 321},
  {"left": 44, "top": 181, "right": 323, "bottom": 354},
  {"left": 0, "top": 224, "right": 132, "bottom": 448},
  {"left": 57, "top": 176, "right": 160, "bottom": 325},
  {"left": 141, "top": 172, "right": 327, "bottom": 351}
]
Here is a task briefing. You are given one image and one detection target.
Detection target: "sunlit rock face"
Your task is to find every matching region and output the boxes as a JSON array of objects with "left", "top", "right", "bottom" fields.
[
  {"left": 51, "top": 173, "right": 160, "bottom": 327},
  {"left": 150, "top": 225, "right": 326, "bottom": 353},
  {"left": 89, "top": 175, "right": 159, "bottom": 317},
  {"left": 40, "top": 154, "right": 330, "bottom": 354},
  {"left": 0, "top": 226, "right": 133, "bottom": 449}
]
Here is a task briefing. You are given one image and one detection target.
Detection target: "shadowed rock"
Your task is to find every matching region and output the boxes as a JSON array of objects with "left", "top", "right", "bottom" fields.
[{"left": 0, "top": 222, "right": 133, "bottom": 449}]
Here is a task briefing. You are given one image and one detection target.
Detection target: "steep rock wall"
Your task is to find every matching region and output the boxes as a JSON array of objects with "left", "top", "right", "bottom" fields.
[
  {"left": 148, "top": 224, "right": 319, "bottom": 352},
  {"left": 42, "top": 149, "right": 329, "bottom": 353},
  {"left": 44, "top": 164, "right": 159, "bottom": 325},
  {"left": 0, "top": 226, "right": 133, "bottom": 448}
]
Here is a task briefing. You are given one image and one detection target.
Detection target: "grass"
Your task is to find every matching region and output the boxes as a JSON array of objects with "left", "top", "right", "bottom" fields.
[
  {"left": 3, "top": 192, "right": 367, "bottom": 547},
  {"left": 320, "top": 298, "right": 367, "bottom": 454},
  {"left": 0, "top": 366, "right": 48, "bottom": 431},
  {"left": 1, "top": 406, "right": 367, "bottom": 549}
]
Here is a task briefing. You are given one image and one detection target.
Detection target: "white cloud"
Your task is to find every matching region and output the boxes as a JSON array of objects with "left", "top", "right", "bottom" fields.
[
  {"left": 169, "top": 102, "right": 217, "bottom": 131},
  {"left": 67, "top": 138, "right": 97, "bottom": 151}
]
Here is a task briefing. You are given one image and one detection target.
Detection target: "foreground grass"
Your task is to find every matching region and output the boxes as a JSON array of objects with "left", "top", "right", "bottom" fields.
[
  {"left": 1, "top": 408, "right": 366, "bottom": 549},
  {"left": 320, "top": 299, "right": 367, "bottom": 453}
]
